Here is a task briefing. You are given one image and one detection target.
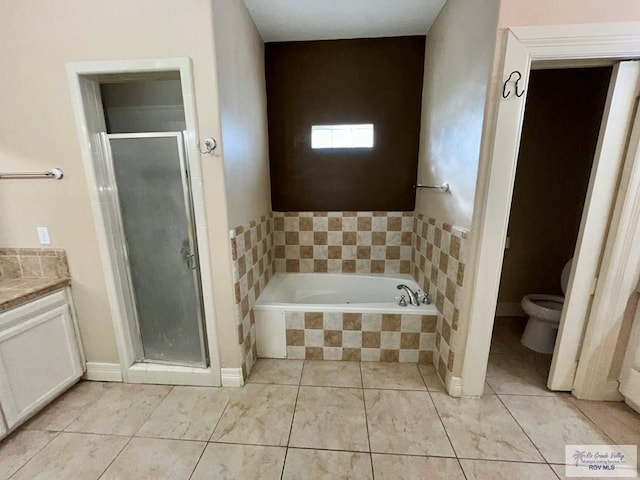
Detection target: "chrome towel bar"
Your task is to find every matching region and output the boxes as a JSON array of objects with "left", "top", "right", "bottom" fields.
[
  {"left": 414, "top": 182, "right": 450, "bottom": 192},
  {"left": 0, "top": 168, "right": 64, "bottom": 180}
]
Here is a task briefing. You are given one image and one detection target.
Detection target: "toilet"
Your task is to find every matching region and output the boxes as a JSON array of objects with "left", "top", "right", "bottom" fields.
[{"left": 520, "top": 259, "right": 573, "bottom": 354}]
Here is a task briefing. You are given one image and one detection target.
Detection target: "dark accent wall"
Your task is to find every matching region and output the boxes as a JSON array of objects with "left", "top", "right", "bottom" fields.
[
  {"left": 498, "top": 67, "right": 612, "bottom": 303},
  {"left": 265, "top": 37, "right": 426, "bottom": 211}
]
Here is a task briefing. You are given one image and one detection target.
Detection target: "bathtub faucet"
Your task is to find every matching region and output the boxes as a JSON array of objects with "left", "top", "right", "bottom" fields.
[{"left": 396, "top": 284, "right": 419, "bottom": 306}]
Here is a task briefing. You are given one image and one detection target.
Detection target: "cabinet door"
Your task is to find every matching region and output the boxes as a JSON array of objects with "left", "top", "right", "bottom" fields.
[{"left": 0, "top": 304, "right": 83, "bottom": 428}]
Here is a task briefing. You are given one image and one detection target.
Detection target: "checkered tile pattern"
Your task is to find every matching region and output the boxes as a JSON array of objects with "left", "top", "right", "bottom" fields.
[
  {"left": 230, "top": 214, "right": 275, "bottom": 379},
  {"left": 285, "top": 311, "right": 436, "bottom": 362},
  {"left": 273, "top": 212, "right": 413, "bottom": 274},
  {"left": 411, "top": 214, "right": 468, "bottom": 385}
]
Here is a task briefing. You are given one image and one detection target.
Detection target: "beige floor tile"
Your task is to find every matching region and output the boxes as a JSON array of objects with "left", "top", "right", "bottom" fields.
[
  {"left": 11, "top": 432, "right": 128, "bottom": 480},
  {"left": 24, "top": 381, "right": 107, "bottom": 431},
  {"left": 211, "top": 383, "right": 297, "bottom": 446},
  {"left": 361, "top": 362, "right": 426, "bottom": 390},
  {"left": 282, "top": 448, "right": 372, "bottom": 480},
  {"left": 459, "top": 459, "right": 558, "bottom": 479},
  {"left": 301, "top": 360, "right": 362, "bottom": 387},
  {"left": 568, "top": 398, "right": 640, "bottom": 446},
  {"left": 191, "top": 443, "right": 286, "bottom": 480},
  {"left": 486, "top": 353, "right": 555, "bottom": 396},
  {"left": 289, "top": 386, "right": 369, "bottom": 452},
  {"left": 100, "top": 437, "right": 205, "bottom": 480},
  {"left": 65, "top": 383, "right": 171, "bottom": 436},
  {"left": 431, "top": 392, "right": 543, "bottom": 462},
  {"left": 0, "top": 430, "right": 58, "bottom": 479},
  {"left": 136, "top": 386, "right": 230, "bottom": 441},
  {"left": 248, "top": 359, "right": 304, "bottom": 385},
  {"left": 372, "top": 454, "right": 465, "bottom": 479},
  {"left": 365, "top": 389, "right": 454, "bottom": 457},
  {"left": 500, "top": 395, "right": 612, "bottom": 464},
  {"left": 418, "top": 364, "right": 445, "bottom": 391}
]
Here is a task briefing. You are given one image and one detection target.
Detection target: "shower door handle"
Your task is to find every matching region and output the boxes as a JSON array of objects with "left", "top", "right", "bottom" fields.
[
  {"left": 185, "top": 253, "right": 196, "bottom": 270},
  {"left": 180, "top": 244, "right": 197, "bottom": 270}
]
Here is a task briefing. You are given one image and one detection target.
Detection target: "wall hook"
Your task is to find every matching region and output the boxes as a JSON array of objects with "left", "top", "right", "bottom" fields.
[
  {"left": 502, "top": 71, "right": 525, "bottom": 99},
  {"left": 199, "top": 138, "right": 217, "bottom": 155}
]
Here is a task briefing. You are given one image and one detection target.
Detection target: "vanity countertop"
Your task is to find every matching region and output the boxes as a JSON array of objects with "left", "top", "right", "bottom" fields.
[{"left": 0, "top": 277, "right": 71, "bottom": 314}]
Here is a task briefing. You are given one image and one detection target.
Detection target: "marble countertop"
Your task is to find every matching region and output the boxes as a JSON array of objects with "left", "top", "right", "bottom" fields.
[{"left": 0, "top": 277, "right": 71, "bottom": 313}]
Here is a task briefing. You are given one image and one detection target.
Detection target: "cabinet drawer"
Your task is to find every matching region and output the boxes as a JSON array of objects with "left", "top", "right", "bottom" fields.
[{"left": 0, "top": 290, "right": 67, "bottom": 332}]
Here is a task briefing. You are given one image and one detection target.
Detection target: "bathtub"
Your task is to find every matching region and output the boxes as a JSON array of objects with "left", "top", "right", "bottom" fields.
[{"left": 254, "top": 273, "right": 438, "bottom": 361}]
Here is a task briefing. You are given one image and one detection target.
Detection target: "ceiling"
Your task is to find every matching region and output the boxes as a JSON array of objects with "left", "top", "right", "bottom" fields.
[{"left": 242, "top": 0, "right": 446, "bottom": 42}]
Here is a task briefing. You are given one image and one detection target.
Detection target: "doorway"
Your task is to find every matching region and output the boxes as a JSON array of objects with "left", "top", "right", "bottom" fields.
[
  {"left": 461, "top": 25, "right": 640, "bottom": 398},
  {"left": 489, "top": 67, "right": 612, "bottom": 393},
  {"left": 67, "top": 59, "right": 221, "bottom": 385}
]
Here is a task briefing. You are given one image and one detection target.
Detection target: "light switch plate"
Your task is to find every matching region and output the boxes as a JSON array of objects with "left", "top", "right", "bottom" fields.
[{"left": 37, "top": 227, "right": 51, "bottom": 245}]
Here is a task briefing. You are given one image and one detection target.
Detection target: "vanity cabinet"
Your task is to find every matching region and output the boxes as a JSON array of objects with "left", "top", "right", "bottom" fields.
[{"left": 0, "top": 289, "right": 84, "bottom": 432}]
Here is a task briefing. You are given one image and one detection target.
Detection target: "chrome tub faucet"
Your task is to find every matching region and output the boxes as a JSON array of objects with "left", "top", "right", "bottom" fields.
[{"left": 396, "top": 284, "right": 419, "bottom": 306}]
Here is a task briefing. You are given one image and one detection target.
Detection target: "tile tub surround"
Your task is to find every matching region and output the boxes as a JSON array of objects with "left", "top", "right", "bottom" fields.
[
  {"left": 230, "top": 214, "right": 275, "bottom": 379},
  {"left": 273, "top": 211, "right": 414, "bottom": 274},
  {"left": 286, "top": 311, "right": 436, "bottom": 363},
  {"left": 411, "top": 215, "right": 469, "bottom": 386},
  {"left": 0, "top": 248, "right": 69, "bottom": 279}
]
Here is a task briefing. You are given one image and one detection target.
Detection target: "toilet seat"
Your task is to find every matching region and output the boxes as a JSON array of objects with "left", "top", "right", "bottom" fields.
[{"left": 521, "top": 294, "right": 564, "bottom": 323}]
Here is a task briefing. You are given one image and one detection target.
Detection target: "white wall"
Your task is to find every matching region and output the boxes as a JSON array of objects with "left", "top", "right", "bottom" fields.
[
  {"left": 0, "top": 0, "right": 241, "bottom": 369},
  {"left": 212, "top": 0, "right": 271, "bottom": 228},
  {"left": 415, "top": 0, "right": 500, "bottom": 229}
]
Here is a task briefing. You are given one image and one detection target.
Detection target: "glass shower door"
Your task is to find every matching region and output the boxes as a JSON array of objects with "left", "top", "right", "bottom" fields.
[{"left": 106, "top": 133, "right": 207, "bottom": 366}]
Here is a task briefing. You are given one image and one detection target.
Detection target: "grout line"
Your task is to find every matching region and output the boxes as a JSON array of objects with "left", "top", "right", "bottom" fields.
[
  {"left": 280, "top": 360, "right": 304, "bottom": 480},
  {"left": 559, "top": 397, "right": 620, "bottom": 446},
  {"left": 360, "top": 362, "right": 375, "bottom": 477},
  {"left": 130, "top": 385, "right": 175, "bottom": 438},
  {"left": 207, "top": 391, "right": 233, "bottom": 442},
  {"left": 426, "top": 389, "right": 459, "bottom": 460},
  {"left": 457, "top": 457, "right": 469, "bottom": 480},
  {"left": 6, "top": 429, "right": 63, "bottom": 480},
  {"left": 95, "top": 435, "right": 134, "bottom": 479},
  {"left": 495, "top": 394, "right": 549, "bottom": 465},
  {"left": 289, "top": 383, "right": 427, "bottom": 392},
  {"left": 188, "top": 440, "right": 213, "bottom": 480}
]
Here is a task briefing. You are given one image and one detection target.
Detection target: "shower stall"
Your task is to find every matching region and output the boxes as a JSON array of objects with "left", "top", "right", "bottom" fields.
[{"left": 103, "top": 132, "right": 208, "bottom": 366}]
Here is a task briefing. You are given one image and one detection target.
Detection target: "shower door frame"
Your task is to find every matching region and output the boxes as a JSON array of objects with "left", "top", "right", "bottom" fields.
[
  {"left": 66, "top": 58, "right": 221, "bottom": 386},
  {"left": 103, "top": 131, "right": 209, "bottom": 367}
]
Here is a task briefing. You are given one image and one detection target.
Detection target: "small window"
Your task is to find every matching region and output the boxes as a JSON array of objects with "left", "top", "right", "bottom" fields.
[{"left": 311, "top": 124, "right": 374, "bottom": 149}]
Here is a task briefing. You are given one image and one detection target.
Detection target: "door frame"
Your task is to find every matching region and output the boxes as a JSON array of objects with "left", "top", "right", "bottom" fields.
[
  {"left": 66, "top": 58, "right": 221, "bottom": 386},
  {"left": 461, "top": 23, "right": 640, "bottom": 397}
]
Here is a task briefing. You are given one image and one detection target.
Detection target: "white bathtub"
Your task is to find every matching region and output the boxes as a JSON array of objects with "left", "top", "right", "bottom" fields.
[{"left": 254, "top": 273, "right": 438, "bottom": 359}]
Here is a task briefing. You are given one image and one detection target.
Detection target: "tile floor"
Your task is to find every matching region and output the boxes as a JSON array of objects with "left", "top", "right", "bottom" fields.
[{"left": 0, "top": 319, "right": 638, "bottom": 479}]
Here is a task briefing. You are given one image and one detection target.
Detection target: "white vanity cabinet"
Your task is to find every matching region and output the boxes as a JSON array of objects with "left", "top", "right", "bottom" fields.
[{"left": 0, "top": 288, "right": 84, "bottom": 433}]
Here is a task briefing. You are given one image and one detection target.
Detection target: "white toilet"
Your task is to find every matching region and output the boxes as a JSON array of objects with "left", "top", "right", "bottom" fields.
[{"left": 520, "top": 259, "right": 573, "bottom": 354}]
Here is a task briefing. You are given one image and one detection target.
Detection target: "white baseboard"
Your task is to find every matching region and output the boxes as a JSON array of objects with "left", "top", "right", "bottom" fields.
[
  {"left": 84, "top": 362, "right": 123, "bottom": 382},
  {"left": 127, "top": 363, "right": 220, "bottom": 386},
  {"left": 221, "top": 368, "right": 245, "bottom": 387},
  {"left": 495, "top": 302, "right": 525, "bottom": 317},
  {"left": 447, "top": 376, "right": 463, "bottom": 397}
]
